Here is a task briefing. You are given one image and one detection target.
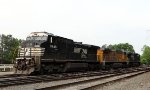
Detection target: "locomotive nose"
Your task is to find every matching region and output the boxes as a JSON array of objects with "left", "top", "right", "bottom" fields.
[
  {"left": 14, "top": 58, "right": 36, "bottom": 75},
  {"left": 15, "top": 58, "right": 34, "bottom": 70},
  {"left": 16, "top": 58, "right": 27, "bottom": 70}
]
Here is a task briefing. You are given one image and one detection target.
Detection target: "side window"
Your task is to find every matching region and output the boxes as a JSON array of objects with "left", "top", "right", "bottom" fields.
[
  {"left": 49, "top": 37, "right": 53, "bottom": 43},
  {"left": 51, "top": 37, "right": 53, "bottom": 43}
]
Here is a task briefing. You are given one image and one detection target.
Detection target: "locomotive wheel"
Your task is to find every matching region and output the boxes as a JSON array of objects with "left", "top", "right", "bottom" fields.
[{"left": 61, "top": 63, "right": 70, "bottom": 72}]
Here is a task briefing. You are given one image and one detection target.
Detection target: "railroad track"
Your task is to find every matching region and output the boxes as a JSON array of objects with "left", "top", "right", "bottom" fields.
[
  {"left": 0, "top": 70, "right": 110, "bottom": 87},
  {"left": 82, "top": 71, "right": 146, "bottom": 90},
  {"left": 0, "top": 66, "right": 149, "bottom": 89},
  {"left": 0, "top": 74, "right": 23, "bottom": 79},
  {"left": 37, "top": 67, "right": 150, "bottom": 90}
]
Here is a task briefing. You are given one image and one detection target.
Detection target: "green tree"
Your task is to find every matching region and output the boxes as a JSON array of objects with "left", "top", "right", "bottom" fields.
[
  {"left": 141, "top": 45, "right": 150, "bottom": 64},
  {"left": 110, "top": 43, "right": 135, "bottom": 52},
  {"left": 1, "top": 34, "right": 21, "bottom": 64}
]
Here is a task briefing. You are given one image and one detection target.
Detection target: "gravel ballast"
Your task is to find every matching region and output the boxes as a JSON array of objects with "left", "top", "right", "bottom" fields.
[
  {"left": 91, "top": 72, "right": 150, "bottom": 90},
  {"left": 0, "top": 72, "right": 150, "bottom": 90}
]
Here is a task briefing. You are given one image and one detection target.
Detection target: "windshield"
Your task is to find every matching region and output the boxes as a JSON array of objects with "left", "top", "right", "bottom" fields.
[
  {"left": 26, "top": 36, "right": 47, "bottom": 41},
  {"left": 21, "top": 36, "right": 48, "bottom": 47}
]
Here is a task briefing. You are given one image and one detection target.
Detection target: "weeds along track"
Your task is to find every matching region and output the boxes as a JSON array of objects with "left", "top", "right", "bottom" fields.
[{"left": 0, "top": 66, "right": 149, "bottom": 88}]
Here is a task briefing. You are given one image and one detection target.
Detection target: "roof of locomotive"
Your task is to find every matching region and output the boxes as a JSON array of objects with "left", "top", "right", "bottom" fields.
[
  {"left": 53, "top": 35, "right": 74, "bottom": 42},
  {"left": 74, "top": 42, "right": 100, "bottom": 48},
  {"left": 48, "top": 34, "right": 99, "bottom": 48},
  {"left": 102, "top": 48, "right": 130, "bottom": 53},
  {"left": 28, "top": 32, "right": 54, "bottom": 37}
]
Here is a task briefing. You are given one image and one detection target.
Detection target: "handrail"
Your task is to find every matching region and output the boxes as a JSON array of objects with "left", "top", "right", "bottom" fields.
[{"left": 0, "top": 64, "right": 13, "bottom": 72}]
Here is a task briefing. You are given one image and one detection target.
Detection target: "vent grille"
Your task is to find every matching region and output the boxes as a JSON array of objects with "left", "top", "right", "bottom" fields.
[{"left": 18, "top": 48, "right": 45, "bottom": 57}]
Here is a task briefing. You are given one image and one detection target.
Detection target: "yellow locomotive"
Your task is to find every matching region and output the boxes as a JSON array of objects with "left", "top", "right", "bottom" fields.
[{"left": 97, "top": 48, "right": 140, "bottom": 69}]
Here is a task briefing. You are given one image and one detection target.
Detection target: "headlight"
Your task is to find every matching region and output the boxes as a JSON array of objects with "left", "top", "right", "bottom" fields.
[
  {"left": 26, "top": 61, "right": 29, "bottom": 64},
  {"left": 16, "top": 61, "right": 18, "bottom": 64}
]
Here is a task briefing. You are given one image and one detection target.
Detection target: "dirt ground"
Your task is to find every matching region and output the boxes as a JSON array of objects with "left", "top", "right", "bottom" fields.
[{"left": 94, "top": 72, "right": 150, "bottom": 90}]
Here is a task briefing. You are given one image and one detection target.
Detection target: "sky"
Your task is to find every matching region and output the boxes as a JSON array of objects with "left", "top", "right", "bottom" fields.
[{"left": 0, "top": 0, "right": 150, "bottom": 54}]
